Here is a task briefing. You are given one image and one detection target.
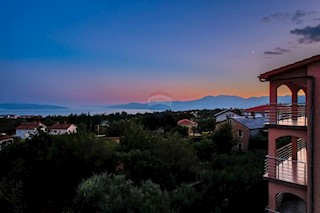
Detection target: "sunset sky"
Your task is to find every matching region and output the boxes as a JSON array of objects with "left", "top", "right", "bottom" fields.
[{"left": 1, "top": 0, "right": 320, "bottom": 106}]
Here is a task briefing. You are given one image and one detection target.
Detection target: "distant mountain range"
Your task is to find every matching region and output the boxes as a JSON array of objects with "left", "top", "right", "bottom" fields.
[
  {"left": 106, "top": 95, "right": 306, "bottom": 111},
  {"left": 0, "top": 103, "right": 69, "bottom": 110},
  {"left": 0, "top": 95, "right": 305, "bottom": 111}
]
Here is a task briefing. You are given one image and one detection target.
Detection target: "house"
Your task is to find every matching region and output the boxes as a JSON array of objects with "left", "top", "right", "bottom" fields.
[
  {"left": 229, "top": 117, "right": 266, "bottom": 151},
  {"left": 214, "top": 109, "right": 240, "bottom": 123},
  {"left": 242, "top": 105, "right": 269, "bottom": 118},
  {"left": 0, "top": 114, "right": 18, "bottom": 119},
  {"left": 177, "top": 119, "right": 198, "bottom": 136},
  {"left": 100, "top": 120, "right": 110, "bottom": 127},
  {"left": 49, "top": 123, "right": 77, "bottom": 135},
  {"left": 15, "top": 122, "right": 47, "bottom": 140},
  {"left": 259, "top": 54, "right": 320, "bottom": 212},
  {"left": 0, "top": 134, "right": 13, "bottom": 151}
]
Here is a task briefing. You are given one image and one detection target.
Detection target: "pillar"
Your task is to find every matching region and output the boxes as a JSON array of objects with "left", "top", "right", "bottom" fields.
[
  {"left": 268, "top": 188, "right": 277, "bottom": 212},
  {"left": 291, "top": 88, "right": 298, "bottom": 121},
  {"left": 292, "top": 136, "right": 298, "bottom": 160},
  {"left": 269, "top": 82, "right": 278, "bottom": 124}
]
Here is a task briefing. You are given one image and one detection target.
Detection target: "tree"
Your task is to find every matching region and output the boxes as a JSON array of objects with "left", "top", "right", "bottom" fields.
[
  {"left": 193, "top": 138, "right": 216, "bottom": 161},
  {"left": 212, "top": 123, "right": 237, "bottom": 154},
  {"left": 0, "top": 131, "right": 119, "bottom": 212},
  {"left": 74, "top": 174, "right": 171, "bottom": 213}
]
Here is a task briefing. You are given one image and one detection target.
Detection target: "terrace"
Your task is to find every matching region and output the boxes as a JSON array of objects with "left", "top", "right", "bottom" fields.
[
  {"left": 264, "top": 139, "right": 307, "bottom": 186},
  {"left": 265, "top": 104, "right": 307, "bottom": 127}
]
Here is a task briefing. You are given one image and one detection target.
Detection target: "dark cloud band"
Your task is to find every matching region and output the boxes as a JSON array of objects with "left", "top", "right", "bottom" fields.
[
  {"left": 262, "top": 10, "right": 317, "bottom": 25},
  {"left": 290, "top": 24, "right": 320, "bottom": 43},
  {"left": 264, "top": 47, "right": 290, "bottom": 55}
]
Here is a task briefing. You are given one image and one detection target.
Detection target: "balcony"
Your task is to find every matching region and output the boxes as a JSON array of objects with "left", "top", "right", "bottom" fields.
[
  {"left": 265, "top": 104, "right": 307, "bottom": 127},
  {"left": 264, "top": 139, "right": 307, "bottom": 186}
]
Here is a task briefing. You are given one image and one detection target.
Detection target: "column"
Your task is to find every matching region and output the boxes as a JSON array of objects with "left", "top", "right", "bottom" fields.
[
  {"left": 269, "top": 82, "right": 278, "bottom": 124},
  {"left": 268, "top": 130, "right": 277, "bottom": 179},
  {"left": 268, "top": 187, "right": 277, "bottom": 212},
  {"left": 291, "top": 136, "right": 298, "bottom": 160},
  {"left": 291, "top": 88, "right": 298, "bottom": 121}
]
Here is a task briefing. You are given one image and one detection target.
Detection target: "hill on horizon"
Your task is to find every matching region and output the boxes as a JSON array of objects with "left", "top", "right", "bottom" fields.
[
  {"left": 0, "top": 103, "right": 69, "bottom": 110},
  {"left": 106, "top": 95, "right": 306, "bottom": 111}
]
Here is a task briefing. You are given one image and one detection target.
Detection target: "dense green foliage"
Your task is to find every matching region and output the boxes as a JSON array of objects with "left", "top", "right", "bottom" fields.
[
  {"left": 0, "top": 110, "right": 267, "bottom": 212},
  {"left": 74, "top": 174, "right": 172, "bottom": 213},
  {"left": 0, "top": 132, "right": 118, "bottom": 212},
  {"left": 212, "top": 123, "right": 238, "bottom": 154}
]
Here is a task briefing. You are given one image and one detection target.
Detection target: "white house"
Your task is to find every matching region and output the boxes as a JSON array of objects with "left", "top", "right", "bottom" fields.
[
  {"left": 214, "top": 109, "right": 240, "bottom": 123},
  {"left": 49, "top": 123, "right": 77, "bottom": 135},
  {"left": 0, "top": 134, "right": 14, "bottom": 151},
  {"left": 15, "top": 122, "right": 47, "bottom": 140}
]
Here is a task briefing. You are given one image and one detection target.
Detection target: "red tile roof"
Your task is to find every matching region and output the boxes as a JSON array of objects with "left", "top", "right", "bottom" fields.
[
  {"left": 244, "top": 105, "right": 269, "bottom": 113},
  {"left": 259, "top": 54, "right": 320, "bottom": 80},
  {"left": 16, "top": 122, "right": 43, "bottom": 130},
  {"left": 177, "top": 119, "right": 198, "bottom": 127},
  {"left": 49, "top": 123, "right": 75, "bottom": 130},
  {"left": 0, "top": 135, "right": 12, "bottom": 141}
]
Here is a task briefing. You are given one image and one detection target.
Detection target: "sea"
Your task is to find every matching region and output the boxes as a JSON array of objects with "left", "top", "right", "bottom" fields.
[{"left": 0, "top": 107, "right": 156, "bottom": 117}]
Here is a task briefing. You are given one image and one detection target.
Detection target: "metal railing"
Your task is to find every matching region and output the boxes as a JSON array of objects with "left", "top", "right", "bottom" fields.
[
  {"left": 264, "top": 155, "right": 307, "bottom": 185},
  {"left": 265, "top": 103, "right": 307, "bottom": 126},
  {"left": 265, "top": 206, "right": 281, "bottom": 213},
  {"left": 265, "top": 138, "right": 307, "bottom": 185},
  {"left": 276, "top": 138, "right": 306, "bottom": 162}
]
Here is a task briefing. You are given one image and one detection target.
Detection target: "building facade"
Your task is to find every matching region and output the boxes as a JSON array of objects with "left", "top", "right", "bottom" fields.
[
  {"left": 177, "top": 119, "right": 198, "bottom": 136},
  {"left": 49, "top": 123, "right": 77, "bottom": 135},
  {"left": 15, "top": 122, "right": 47, "bottom": 140},
  {"left": 216, "top": 116, "right": 266, "bottom": 151},
  {"left": 214, "top": 109, "right": 240, "bottom": 123},
  {"left": 259, "top": 54, "right": 320, "bottom": 213},
  {"left": 0, "top": 134, "right": 13, "bottom": 151}
]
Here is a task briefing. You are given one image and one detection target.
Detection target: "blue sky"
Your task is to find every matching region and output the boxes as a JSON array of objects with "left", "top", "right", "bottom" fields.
[{"left": 1, "top": 0, "right": 320, "bottom": 106}]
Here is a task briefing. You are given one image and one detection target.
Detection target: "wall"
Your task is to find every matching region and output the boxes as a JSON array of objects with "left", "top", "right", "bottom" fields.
[{"left": 230, "top": 119, "right": 250, "bottom": 151}]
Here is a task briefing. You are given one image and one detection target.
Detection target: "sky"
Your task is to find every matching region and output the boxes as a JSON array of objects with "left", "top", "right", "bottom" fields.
[{"left": 1, "top": 0, "right": 320, "bottom": 106}]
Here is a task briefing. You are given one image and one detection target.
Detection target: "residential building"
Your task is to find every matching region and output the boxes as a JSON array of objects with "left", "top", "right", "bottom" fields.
[
  {"left": 229, "top": 117, "right": 266, "bottom": 151},
  {"left": 177, "top": 119, "right": 198, "bottom": 136},
  {"left": 214, "top": 109, "right": 240, "bottom": 123},
  {"left": 259, "top": 54, "right": 320, "bottom": 212},
  {"left": 0, "top": 114, "right": 18, "bottom": 119},
  {"left": 49, "top": 123, "right": 77, "bottom": 135},
  {"left": 243, "top": 105, "right": 269, "bottom": 118},
  {"left": 215, "top": 116, "right": 266, "bottom": 151},
  {"left": 0, "top": 134, "right": 13, "bottom": 151},
  {"left": 15, "top": 122, "right": 47, "bottom": 140}
]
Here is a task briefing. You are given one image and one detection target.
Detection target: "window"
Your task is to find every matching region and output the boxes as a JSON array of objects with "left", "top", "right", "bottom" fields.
[{"left": 238, "top": 130, "right": 243, "bottom": 138}]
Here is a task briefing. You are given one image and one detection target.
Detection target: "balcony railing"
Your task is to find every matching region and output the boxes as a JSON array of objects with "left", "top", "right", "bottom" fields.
[
  {"left": 264, "top": 155, "right": 307, "bottom": 185},
  {"left": 276, "top": 138, "right": 306, "bottom": 160},
  {"left": 265, "top": 206, "right": 281, "bottom": 213},
  {"left": 265, "top": 103, "right": 307, "bottom": 126},
  {"left": 264, "top": 139, "right": 307, "bottom": 186}
]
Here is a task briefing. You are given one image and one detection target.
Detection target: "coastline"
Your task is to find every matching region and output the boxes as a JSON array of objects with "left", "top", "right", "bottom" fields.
[{"left": 0, "top": 108, "right": 156, "bottom": 117}]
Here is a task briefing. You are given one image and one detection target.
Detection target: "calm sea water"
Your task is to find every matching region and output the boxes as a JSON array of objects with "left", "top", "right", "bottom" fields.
[{"left": 0, "top": 107, "right": 155, "bottom": 117}]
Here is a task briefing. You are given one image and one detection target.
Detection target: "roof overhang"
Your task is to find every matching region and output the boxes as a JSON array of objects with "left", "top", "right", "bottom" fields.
[{"left": 258, "top": 54, "right": 320, "bottom": 81}]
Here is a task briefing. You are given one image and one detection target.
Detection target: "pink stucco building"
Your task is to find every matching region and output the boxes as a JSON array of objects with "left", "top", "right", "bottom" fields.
[{"left": 259, "top": 54, "right": 320, "bottom": 213}]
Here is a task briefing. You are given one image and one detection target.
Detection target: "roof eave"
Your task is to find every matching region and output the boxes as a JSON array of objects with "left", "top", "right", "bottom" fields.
[{"left": 258, "top": 54, "right": 320, "bottom": 81}]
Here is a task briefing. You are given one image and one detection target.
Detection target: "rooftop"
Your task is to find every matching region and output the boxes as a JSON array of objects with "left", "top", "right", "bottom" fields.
[
  {"left": 0, "top": 135, "right": 13, "bottom": 141},
  {"left": 259, "top": 54, "right": 320, "bottom": 80},
  {"left": 49, "top": 123, "right": 75, "bottom": 130},
  {"left": 214, "top": 109, "right": 238, "bottom": 117},
  {"left": 177, "top": 119, "right": 198, "bottom": 127},
  {"left": 232, "top": 117, "right": 266, "bottom": 129},
  {"left": 16, "top": 122, "right": 44, "bottom": 130}
]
